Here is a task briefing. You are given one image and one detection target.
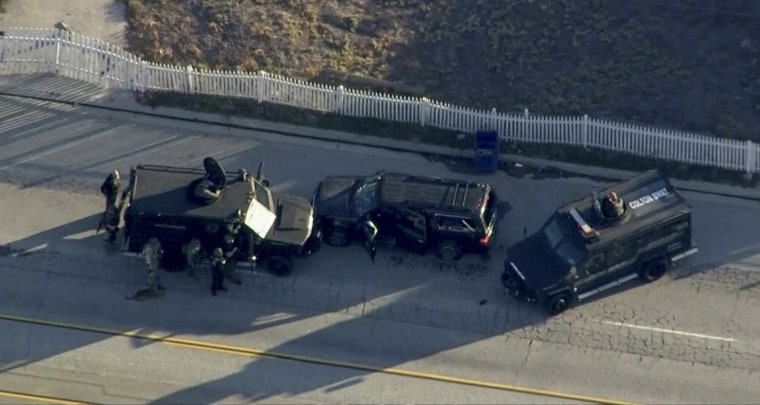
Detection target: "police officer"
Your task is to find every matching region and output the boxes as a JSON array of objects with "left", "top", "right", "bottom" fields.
[
  {"left": 210, "top": 247, "right": 227, "bottom": 296},
  {"left": 182, "top": 238, "right": 203, "bottom": 280},
  {"left": 100, "top": 170, "right": 120, "bottom": 209},
  {"left": 601, "top": 192, "right": 625, "bottom": 218},
  {"left": 610, "top": 192, "right": 625, "bottom": 216},
  {"left": 103, "top": 203, "right": 120, "bottom": 243},
  {"left": 221, "top": 233, "right": 242, "bottom": 285},
  {"left": 142, "top": 238, "right": 165, "bottom": 293}
]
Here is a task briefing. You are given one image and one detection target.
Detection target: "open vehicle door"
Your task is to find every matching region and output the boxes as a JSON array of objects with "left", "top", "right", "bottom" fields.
[
  {"left": 394, "top": 208, "right": 427, "bottom": 255},
  {"left": 256, "top": 162, "right": 270, "bottom": 186},
  {"left": 362, "top": 219, "right": 379, "bottom": 263}
]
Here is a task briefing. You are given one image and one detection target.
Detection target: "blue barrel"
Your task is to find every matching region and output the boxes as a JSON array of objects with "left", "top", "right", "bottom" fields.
[{"left": 474, "top": 130, "right": 499, "bottom": 174}]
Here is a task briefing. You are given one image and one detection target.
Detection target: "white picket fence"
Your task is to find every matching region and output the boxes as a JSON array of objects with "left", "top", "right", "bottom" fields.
[{"left": 1, "top": 27, "right": 758, "bottom": 174}]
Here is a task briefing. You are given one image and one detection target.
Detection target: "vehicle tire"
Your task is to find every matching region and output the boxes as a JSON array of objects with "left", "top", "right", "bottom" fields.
[
  {"left": 267, "top": 256, "right": 293, "bottom": 277},
  {"left": 436, "top": 241, "right": 462, "bottom": 261},
  {"left": 546, "top": 292, "right": 573, "bottom": 316},
  {"left": 639, "top": 258, "right": 669, "bottom": 282},
  {"left": 326, "top": 228, "right": 350, "bottom": 247}
]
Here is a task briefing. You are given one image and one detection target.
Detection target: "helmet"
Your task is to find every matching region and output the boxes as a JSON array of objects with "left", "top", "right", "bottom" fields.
[
  {"left": 213, "top": 247, "right": 224, "bottom": 257},
  {"left": 112, "top": 169, "right": 120, "bottom": 179},
  {"left": 610, "top": 192, "right": 618, "bottom": 201}
]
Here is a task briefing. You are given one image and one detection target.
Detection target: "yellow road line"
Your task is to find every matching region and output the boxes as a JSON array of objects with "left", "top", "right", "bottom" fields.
[
  {"left": 0, "top": 389, "right": 90, "bottom": 405},
  {"left": 0, "top": 313, "right": 637, "bottom": 405}
]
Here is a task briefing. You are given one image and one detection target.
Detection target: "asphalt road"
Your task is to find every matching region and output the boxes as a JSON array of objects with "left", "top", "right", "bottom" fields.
[{"left": 0, "top": 82, "right": 760, "bottom": 404}]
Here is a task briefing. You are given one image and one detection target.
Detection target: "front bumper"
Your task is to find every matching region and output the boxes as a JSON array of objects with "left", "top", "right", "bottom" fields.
[
  {"left": 302, "top": 228, "right": 323, "bottom": 257},
  {"left": 501, "top": 261, "right": 538, "bottom": 303}
]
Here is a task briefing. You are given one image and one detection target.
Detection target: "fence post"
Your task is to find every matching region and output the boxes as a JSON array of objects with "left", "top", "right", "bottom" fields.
[
  {"left": 139, "top": 61, "right": 148, "bottom": 93},
  {"left": 523, "top": 108, "right": 529, "bottom": 140},
  {"left": 257, "top": 71, "right": 268, "bottom": 103},
  {"left": 582, "top": 114, "right": 589, "bottom": 149},
  {"left": 333, "top": 85, "right": 345, "bottom": 113},
  {"left": 419, "top": 97, "right": 430, "bottom": 127},
  {"left": 186, "top": 65, "right": 195, "bottom": 94},
  {"left": 490, "top": 107, "right": 497, "bottom": 131},
  {"left": 53, "top": 33, "right": 61, "bottom": 74},
  {"left": 745, "top": 140, "right": 755, "bottom": 175}
]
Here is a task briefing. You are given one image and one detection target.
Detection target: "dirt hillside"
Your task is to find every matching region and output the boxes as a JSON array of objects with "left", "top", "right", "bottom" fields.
[{"left": 121, "top": 0, "right": 760, "bottom": 140}]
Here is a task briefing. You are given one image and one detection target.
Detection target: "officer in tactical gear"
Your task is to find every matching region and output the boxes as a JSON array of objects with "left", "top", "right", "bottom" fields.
[
  {"left": 210, "top": 247, "right": 227, "bottom": 296},
  {"left": 182, "top": 238, "right": 203, "bottom": 280},
  {"left": 142, "top": 237, "right": 165, "bottom": 293},
  {"left": 102, "top": 203, "right": 120, "bottom": 243},
  {"left": 601, "top": 192, "right": 625, "bottom": 218},
  {"left": 98, "top": 170, "right": 121, "bottom": 242},
  {"left": 222, "top": 233, "right": 242, "bottom": 285},
  {"left": 100, "top": 170, "right": 120, "bottom": 209}
]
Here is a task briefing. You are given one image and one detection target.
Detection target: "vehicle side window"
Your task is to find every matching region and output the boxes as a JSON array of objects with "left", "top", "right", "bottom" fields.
[
  {"left": 435, "top": 215, "right": 476, "bottom": 232},
  {"left": 584, "top": 253, "right": 606, "bottom": 275},
  {"left": 398, "top": 208, "right": 426, "bottom": 232}
]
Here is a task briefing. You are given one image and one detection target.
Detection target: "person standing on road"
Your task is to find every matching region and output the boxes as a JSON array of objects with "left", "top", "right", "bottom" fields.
[
  {"left": 210, "top": 247, "right": 227, "bottom": 296},
  {"left": 182, "top": 238, "right": 203, "bottom": 280},
  {"left": 100, "top": 170, "right": 120, "bottom": 209},
  {"left": 102, "top": 203, "right": 120, "bottom": 243},
  {"left": 143, "top": 237, "right": 165, "bottom": 293},
  {"left": 98, "top": 170, "right": 121, "bottom": 241},
  {"left": 221, "top": 233, "right": 242, "bottom": 285}
]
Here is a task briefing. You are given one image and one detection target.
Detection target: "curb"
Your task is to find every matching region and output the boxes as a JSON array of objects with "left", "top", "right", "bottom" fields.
[{"left": 1, "top": 89, "right": 759, "bottom": 202}]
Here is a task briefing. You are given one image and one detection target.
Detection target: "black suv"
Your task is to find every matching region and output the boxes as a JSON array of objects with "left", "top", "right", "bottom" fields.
[
  {"left": 312, "top": 171, "right": 498, "bottom": 261},
  {"left": 501, "top": 169, "right": 698, "bottom": 315},
  {"left": 121, "top": 158, "right": 321, "bottom": 276}
]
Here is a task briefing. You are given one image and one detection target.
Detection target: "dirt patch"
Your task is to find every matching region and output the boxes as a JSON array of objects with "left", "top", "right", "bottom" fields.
[
  {"left": 0, "top": 0, "right": 127, "bottom": 46},
  {"left": 121, "top": 0, "right": 760, "bottom": 140}
]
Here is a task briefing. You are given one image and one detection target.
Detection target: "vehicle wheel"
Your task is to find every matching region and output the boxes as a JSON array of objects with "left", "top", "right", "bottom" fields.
[
  {"left": 546, "top": 292, "right": 573, "bottom": 316},
  {"left": 436, "top": 241, "right": 462, "bottom": 261},
  {"left": 267, "top": 256, "right": 293, "bottom": 277},
  {"left": 326, "top": 228, "right": 350, "bottom": 247},
  {"left": 639, "top": 258, "right": 669, "bottom": 282}
]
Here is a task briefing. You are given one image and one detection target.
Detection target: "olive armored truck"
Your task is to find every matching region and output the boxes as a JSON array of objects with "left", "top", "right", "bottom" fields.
[
  {"left": 121, "top": 158, "right": 321, "bottom": 276},
  {"left": 501, "top": 169, "right": 698, "bottom": 315}
]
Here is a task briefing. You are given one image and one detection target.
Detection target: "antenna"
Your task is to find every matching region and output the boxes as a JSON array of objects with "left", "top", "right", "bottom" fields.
[
  {"left": 592, "top": 186, "right": 602, "bottom": 218},
  {"left": 256, "top": 162, "right": 264, "bottom": 181}
]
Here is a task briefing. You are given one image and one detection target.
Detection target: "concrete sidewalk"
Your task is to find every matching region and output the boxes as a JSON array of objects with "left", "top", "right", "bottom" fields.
[{"left": 1, "top": 73, "right": 759, "bottom": 201}]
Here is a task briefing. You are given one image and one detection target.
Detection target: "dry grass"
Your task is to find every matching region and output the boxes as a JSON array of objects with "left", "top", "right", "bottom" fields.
[{"left": 122, "top": 0, "right": 760, "bottom": 140}]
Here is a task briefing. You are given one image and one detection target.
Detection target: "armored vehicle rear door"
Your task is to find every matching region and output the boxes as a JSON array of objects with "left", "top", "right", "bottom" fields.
[{"left": 394, "top": 208, "right": 427, "bottom": 254}]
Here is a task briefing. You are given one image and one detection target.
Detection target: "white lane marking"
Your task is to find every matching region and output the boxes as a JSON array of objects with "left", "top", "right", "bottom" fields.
[
  {"left": 599, "top": 320, "right": 741, "bottom": 343},
  {"left": 0, "top": 111, "right": 53, "bottom": 134},
  {"left": 0, "top": 125, "right": 117, "bottom": 170},
  {"left": 9, "top": 117, "right": 71, "bottom": 139}
]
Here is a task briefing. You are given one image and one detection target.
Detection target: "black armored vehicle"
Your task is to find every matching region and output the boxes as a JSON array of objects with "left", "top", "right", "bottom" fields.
[
  {"left": 501, "top": 169, "right": 698, "bottom": 315},
  {"left": 121, "top": 158, "right": 321, "bottom": 276},
  {"left": 312, "top": 171, "right": 498, "bottom": 261}
]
